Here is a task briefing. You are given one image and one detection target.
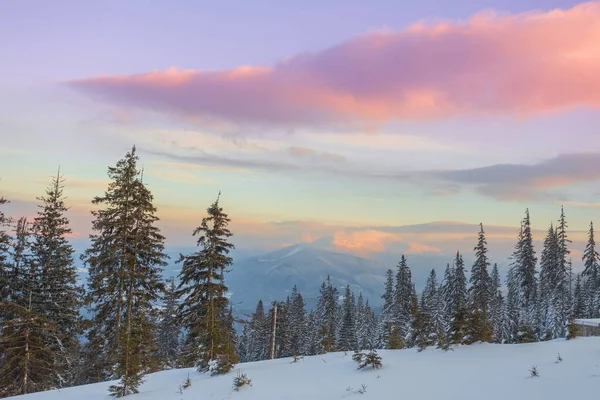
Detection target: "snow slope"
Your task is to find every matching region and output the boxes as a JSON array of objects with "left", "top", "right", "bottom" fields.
[{"left": 11, "top": 338, "right": 600, "bottom": 400}]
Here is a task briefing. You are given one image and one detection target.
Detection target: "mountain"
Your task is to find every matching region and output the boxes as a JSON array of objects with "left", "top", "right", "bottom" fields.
[{"left": 226, "top": 243, "right": 387, "bottom": 314}]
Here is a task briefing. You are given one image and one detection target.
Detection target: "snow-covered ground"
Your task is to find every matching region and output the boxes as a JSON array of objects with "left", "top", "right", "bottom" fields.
[{"left": 11, "top": 338, "right": 600, "bottom": 399}]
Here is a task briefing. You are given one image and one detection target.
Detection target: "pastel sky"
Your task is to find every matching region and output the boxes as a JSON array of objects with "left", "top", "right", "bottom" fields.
[{"left": 1, "top": 0, "right": 600, "bottom": 265}]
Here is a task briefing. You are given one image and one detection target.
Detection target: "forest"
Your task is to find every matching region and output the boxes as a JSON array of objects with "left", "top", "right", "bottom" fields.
[{"left": 0, "top": 146, "right": 598, "bottom": 398}]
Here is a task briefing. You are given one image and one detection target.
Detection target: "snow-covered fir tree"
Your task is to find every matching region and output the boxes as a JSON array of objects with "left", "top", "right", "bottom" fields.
[
  {"left": 315, "top": 277, "right": 339, "bottom": 353},
  {"left": 337, "top": 285, "right": 357, "bottom": 351},
  {"left": 30, "top": 171, "right": 83, "bottom": 387},
  {"left": 572, "top": 274, "right": 586, "bottom": 318},
  {"left": 378, "top": 269, "right": 396, "bottom": 348},
  {"left": 539, "top": 223, "right": 559, "bottom": 340},
  {"left": 467, "top": 223, "right": 492, "bottom": 343},
  {"left": 0, "top": 195, "right": 10, "bottom": 312},
  {"left": 446, "top": 251, "right": 468, "bottom": 344},
  {"left": 582, "top": 222, "right": 600, "bottom": 317},
  {"left": 506, "top": 210, "right": 538, "bottom": 342},
  {"left": 489, "top": 263, "right": 508, "bottom": 343},
  {"left": 156, "top": 277, "right": 181, "bottom": 369},
  {"left": 82, "top": 147, "right": 168, "bottom": 397},
  {"left": 554, "top": 207, "right": 571, "bottom": 337},
  {"left": 288, "top": 285, "right": 307, "bottom": 356},
  {"left": 176, "top": 193, "right": 238, "bottom": 375},
  {"left": 394, "top": 255, "right": 414, "bottom": 344}
]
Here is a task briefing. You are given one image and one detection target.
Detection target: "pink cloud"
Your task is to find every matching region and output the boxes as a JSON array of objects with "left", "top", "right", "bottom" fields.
[
  {"left": 69, "top": 2, "right": 600, "bottom": 126},
  {"left": 333, "top": 230, "right": 403, "bottom": 254},
  {"left": 405, "top": 242, "right": 442, "bottom": 255}
]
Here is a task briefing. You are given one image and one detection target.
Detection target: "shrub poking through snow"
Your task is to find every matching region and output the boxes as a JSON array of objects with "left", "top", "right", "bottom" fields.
[
  {"left": 354, "top": 350, "right": 383, "bottom": 370},
  {"left": 356, "top": 384, "right": 368, "bottom": 394},
  {"left": 233, "top": 371, "right": 252, "bottom": 391},
  {"left": 291, "top": 355, "right": 304, "bottom": 363},
  {"left": 530, "top": 366, "right": 539, "bottom": 377},
  {"left": 182, "top": 374, "right": 191, "bottom": 389},
  {"left": 556, "top": 353, "right": 563, "bottom": 363}
]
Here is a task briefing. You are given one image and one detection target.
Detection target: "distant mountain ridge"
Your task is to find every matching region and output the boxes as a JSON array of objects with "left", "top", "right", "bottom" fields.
[{"left": 225, "top": 242, "right": 388, "bottom": 314}]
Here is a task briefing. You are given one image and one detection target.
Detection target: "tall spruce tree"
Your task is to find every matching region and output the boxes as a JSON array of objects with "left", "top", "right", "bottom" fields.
[
  {"left": 582, "top": 222, "right": 600, "bottom": 317},
  {"left": 572, "top": 274, "right": 586, "bottom": 318},
  {"left": 248, "top": 300, "right": 269, "bottom": 361},
  {"left": 0, "top": 216, "right": 58, "bottom": 397},
  {"left": 448, "top": 251, "right": 468, "bottom": 344},
  {"left": 0, "top": 195, "right": 10, "bottom": 309},
  {"left": 539, "top": 223, "right": 559, "bottom": 339},
  {"left": 157, "top": 277, "right": 181, "bottom": 369},
  {"left": 337, "top": 285, "right": 357, "bottom": 351},
  {"left": 507, "top": 210, "right": 538, "bottom": 342},
  {"left": 288, "top": 285, "right": 307, "bottom": 356},
  {"left": 176, "top": 193, "right": 238, "bottom": 374},
  {"left": 378, "top": 269, "right": 396, "bottom": 348},
  {"left": 82, "top": 146, "right": 167, "bottom": 396},
  {"left": 394, "top": 255, "right": 413, "bottom": 342},
  {"left": 0, "top": 300, "right": 56, "bottom": 397},
  {"left": 467, "top": 223, "right": 492, "bottom": 343},
  {"left": 315, "top": 277, "right": 338, "bottom": 353},
  {"left": 488, "top": 264, "right": 507, "bottom": 343},
  {"left": 554, "top": 207, "right": 571, "bottom": 337},
  {"left": 30, "top": 170, "right": 82, "bottom": 387}
]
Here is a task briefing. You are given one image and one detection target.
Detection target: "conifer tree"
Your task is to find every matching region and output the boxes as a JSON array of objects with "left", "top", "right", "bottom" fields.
[
  {"left": 572, "top": 274, "right": 586, "bottom": 318},
  {"left": 82, "top": 147, "right": 167, "bottom": 396},
  {"left": 176, "top": 193, "right": 238, "bottom": 374},
  {"left": 248, "top": 300, "right": 269, "bottom": 361},
  {"left": 0, "top": 195, "right": 10, "bottom": 310},
  {"left": 554, "top": 207, "right": 571, "bottom": 337},
  {"left": 582, "top": 222, "right": 600, "bottom": 317},
  {"left": 269, "top": 299, "right": 291, "bottom": 358},
  {"left": 0, "top": 300, "right": 56, "bottom": 396},
  {"left": 489, "top": 264, "right": 508, "bottom": 343},
  {"left": 467, "top": 223, "right": 492, "bottom": 343},
  {"left": 157, "top": 277, "right": 181, "bottom": 368},
  {"left": 305, "top": 310, "right": 320, "bottom": 356},
  {"left": 337, "top": 285, "right": 357, "bottom": 351},
  {"left": 539, "top": 223, "right": 559, "bottom": 340},
  {"left": 394, "top": 255, "right": 414, "bottom": 342},
  {"left": 0, "top": 217, "right": 57, "bottom": 396},
  {"left": 30, "top": 170, "right": 82, "bottom": 386},
  {"left": 378, "top": 269, "right": 395, "bottom": 348},
  {"left": 315, "top": 277, "right": 338, "bottom": 353},
  {"left": 507, "top": 211, "right": 538, "bottom": 342},
  {"left": 448, "top": 251, "right": 468, "bottom": 344},
  {"left": 288, "top": 286, "right": 307, "bottom": 356}
]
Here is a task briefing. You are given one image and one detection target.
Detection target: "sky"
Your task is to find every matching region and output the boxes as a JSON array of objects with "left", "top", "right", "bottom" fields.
[{"left": 1, "top": 0, "right": 599, "bottom": 266}]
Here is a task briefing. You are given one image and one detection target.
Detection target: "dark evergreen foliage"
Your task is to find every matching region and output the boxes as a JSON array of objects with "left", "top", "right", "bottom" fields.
[
  {"left": 82, "top": 147, "right": 167, "bottom": 396},
  {"left": 176, "top": 193, "right": 238, "bottom": 374}
]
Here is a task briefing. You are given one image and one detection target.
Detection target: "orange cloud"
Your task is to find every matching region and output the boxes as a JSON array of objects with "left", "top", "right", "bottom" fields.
[
  {"left": 70, "top": 2, "right": 600, "bottom": 125},
  {"left": 333, "top": 230, "right": 403, "bottom": 254},
  {"left": 405, "top": 242, "right": 442, "bottom": 255}
]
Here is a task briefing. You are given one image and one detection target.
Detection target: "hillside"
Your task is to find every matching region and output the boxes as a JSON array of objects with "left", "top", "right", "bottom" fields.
[{"left": 12, "top": 337, "right": 600, "bottom": 399}]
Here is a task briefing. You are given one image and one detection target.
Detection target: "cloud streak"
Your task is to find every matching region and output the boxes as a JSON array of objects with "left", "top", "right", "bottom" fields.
[
  {"left": 434, "top": 152, "right": 600, "bottom": 200},
  {"left": 69, "top": 2, "right": 600, "bottom": 126}
]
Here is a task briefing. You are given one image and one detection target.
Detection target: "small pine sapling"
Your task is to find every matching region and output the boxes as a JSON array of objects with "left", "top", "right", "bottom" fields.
[
  {"left": 529, "top": 366, "right": 539, "bottom": 378},
  {"left": 233, "top": 371, "right": 252, "bottom": 391},
  {"left": 352, "top": 350, "right": 364, "bottom": 364},
  {"left": 177, "top": 374, "right": 192, "bottom": 394},
  {"left": 182, "top": 374, "right": 191, "bottom": 389},
  {"left": 356, "top": 384, "right": 368, "bottom": 394},
  {"left": 357, "top": 350, "right": 382, "bottom": 370},
  {"left": 556, "top": 353, "right": 563, "bottom": 363}
]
